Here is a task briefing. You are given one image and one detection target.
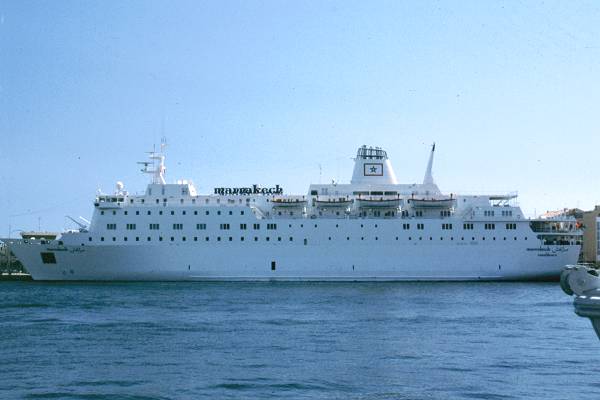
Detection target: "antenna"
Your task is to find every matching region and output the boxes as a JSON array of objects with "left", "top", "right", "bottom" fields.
[
  {"left": 138, "top": 142, "right": 167, "bottom": 184},
  {"left": 318, "top": 164, "right": 322, "bottom": 184}
]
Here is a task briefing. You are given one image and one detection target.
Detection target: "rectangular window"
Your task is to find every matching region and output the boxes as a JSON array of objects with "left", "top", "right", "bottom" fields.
[
  {"left": 149, "top": 223, "right": 160, "bottom": 230},
  {"left": 240, "top": 223, "right": 247, "bottom": 230},
  {"left": 173, "top": 223, "right": 183, "bottom": 230},
  {"left": 106, "top": 223, "right": 116, "bottom": 230},
  {"left": 220, "top": 223, "right": 230, "bottom": 230},
  {"left": 253, "top": 223, "right": 260, "bottom": 230},
  {"left": 271, "top": 261, "right": 276, "bottom": 271},
  {"left": 197, "top": 223, "right": 207, "bottom": 230},
  {"left": 126, "top": 224, "right": 136, "bottom": 230},
  {"left": 417, "top": 224, "right": 424, "bottom": 230},
  {"left": 267, "top": 223, "right": 277, "bottom": 230},
  {"left": 463, "top": 223, "right": 474, "bottom": 230}
]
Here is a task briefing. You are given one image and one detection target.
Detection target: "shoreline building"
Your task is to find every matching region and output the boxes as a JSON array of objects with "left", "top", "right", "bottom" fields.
[{"left": 581, "top": 206, "right": 600, "bottom": 264}]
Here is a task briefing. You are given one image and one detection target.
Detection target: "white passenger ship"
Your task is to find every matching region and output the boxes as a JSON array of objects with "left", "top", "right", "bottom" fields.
[{"left": 5, "top": 145, "right": 582, "bottom": 281}]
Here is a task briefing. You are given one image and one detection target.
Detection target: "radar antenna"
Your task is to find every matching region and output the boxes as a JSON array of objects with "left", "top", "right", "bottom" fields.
[{"left": 137, "top": 141, "right": 167, "bottom": 184}]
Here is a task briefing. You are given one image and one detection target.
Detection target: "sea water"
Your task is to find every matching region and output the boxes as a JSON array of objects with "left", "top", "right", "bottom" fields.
[{"left": 1, "top": 281, "right": 598, "bottom": 399}]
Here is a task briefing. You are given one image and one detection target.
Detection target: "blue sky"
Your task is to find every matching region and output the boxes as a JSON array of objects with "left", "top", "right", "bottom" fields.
[{"left": 1, "top": 0, "right": 599, "bottom": 233}]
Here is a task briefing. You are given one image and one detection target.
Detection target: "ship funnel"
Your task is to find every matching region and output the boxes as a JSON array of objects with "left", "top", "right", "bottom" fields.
[{"left": 350, "top": 146, "right": 398, "bottom": 185}]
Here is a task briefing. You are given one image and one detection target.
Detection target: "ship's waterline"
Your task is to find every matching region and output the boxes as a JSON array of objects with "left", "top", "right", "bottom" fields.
[{"left": 5, "top": 144, "right": 582, "bottom": 281}]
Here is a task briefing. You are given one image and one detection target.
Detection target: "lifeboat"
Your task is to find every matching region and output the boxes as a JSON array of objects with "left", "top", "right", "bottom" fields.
[
  {"left": 270, "top": 197, "right": 307, "bottom": 207},
  {"left": 314, "top": 197, "right": 354, "bottom": 208},
  {"left": 356, "top": 196, "right": 400, "bottom": 208},
  {"left": 408, "top": 197, "right": 456, "bottom": 209}
]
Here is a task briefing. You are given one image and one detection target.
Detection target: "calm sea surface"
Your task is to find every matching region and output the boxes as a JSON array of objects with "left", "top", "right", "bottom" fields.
[{"left": 1, "top": 281, "right": 599, "bottom": 400}]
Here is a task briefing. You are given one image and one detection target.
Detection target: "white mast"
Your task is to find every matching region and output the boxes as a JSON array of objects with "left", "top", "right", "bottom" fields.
[
  {"left": 138, "top": 141, "right": 167, "bottom": 184},
  {"left": 423, "top": 143, "right": 436, "bottom": 186}
]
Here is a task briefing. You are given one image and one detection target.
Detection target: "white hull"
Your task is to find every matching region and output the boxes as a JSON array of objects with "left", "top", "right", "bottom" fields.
[{"left": 8, "top": 239, "right": 579, "bottom": 281}]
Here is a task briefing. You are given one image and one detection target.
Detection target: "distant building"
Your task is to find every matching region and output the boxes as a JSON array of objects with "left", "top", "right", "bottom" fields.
[{"left": 581, "top": 206, "right": 600, "bottom": 263}]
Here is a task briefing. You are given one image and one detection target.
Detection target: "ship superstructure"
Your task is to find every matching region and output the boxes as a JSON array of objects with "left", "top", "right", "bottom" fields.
[{"left": 5, "top": 145, "right": 582, "bottom": 280}]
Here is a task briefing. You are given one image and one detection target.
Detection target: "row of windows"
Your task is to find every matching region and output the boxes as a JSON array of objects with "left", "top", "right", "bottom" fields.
[
  {"left": 131, "top": 197, "right": 253, "bottom": 205},
  {"left": 88, "top": 235, "right": 530, "bottom": 243},
  {"left": 101, "top": 209, "right": 246, "bottom": 217},
  {"left": 105, "top": 222, "right": 523, "bottom": 231},
  {"left": 91, "top": 236, "right": 298, "bottom": 243}
]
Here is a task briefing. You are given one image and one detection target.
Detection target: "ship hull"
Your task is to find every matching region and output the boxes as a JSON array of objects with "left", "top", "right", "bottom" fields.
[{"left": 6, "top": 239, "right": 580, "bottom": 281}]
